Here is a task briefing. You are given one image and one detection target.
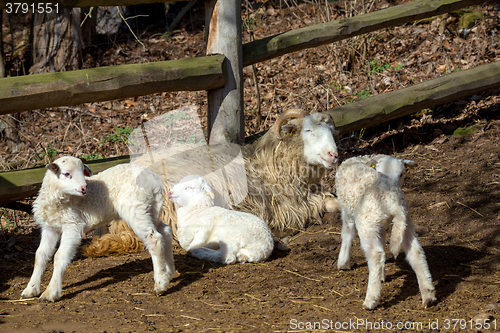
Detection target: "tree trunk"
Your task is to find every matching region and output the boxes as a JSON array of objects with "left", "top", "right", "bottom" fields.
[
  {"left": 0, "top": 10, "right": 20, "bottom": 153},
  {"left": 30, "top": 7, "right": 96, "bottom": 73},
  {"left": 205, "top": 0, "right": 244, "bottom": 144}
]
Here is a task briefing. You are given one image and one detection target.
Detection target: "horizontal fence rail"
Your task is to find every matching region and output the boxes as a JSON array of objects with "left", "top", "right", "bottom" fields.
[
  {"left": 242, "top": 0, "right": 488, "bottom": 67},
  {"left": 328, "top": 61, "right": 500, "bottom": 135},
  {"left": 0, "top": 55, "right": 227, "bottom": 115}
]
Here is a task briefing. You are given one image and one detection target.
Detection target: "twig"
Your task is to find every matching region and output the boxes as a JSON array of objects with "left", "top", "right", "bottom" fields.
[
  {"left": 283, "top": 269, "right": 321, "bottom": 282},
  {"left": 180, "top": 314, "right": 202, "bottom": 321},
  {"left": 195, "top": 299, "right": 225, "bottom": 307},
  {"left": 117, "top": 7, "right": 145, "bottom": 49},
  {"left": 0, "top": 298, "right": 37, "bottom": 303},
  {"left": 244, "top": 293, "right": 262, "bottom": 302},
  {"left": 455, "top": 201, "right": 484, "bottom": 217}
]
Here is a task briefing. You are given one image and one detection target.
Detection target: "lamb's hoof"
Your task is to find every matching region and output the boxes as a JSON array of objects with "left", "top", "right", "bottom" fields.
[
  {"left": 422, "top": 295, "right": 437, "bottom": 309},
  {"left": 21, "top": 287, "right": 40, "bottom": 299},
  {"left": 337, "top": 261, "right": 351, "bottom": 270},
  {"left": 155, "top": 289, "right": 167, "bottom": 297},
  {"left": 363, "top": 297, "right": 379, "bottom": 310},
  {"left": 39, "top": 291, "right": 59, "bottom": 303},
  {"left": 154, "top": 282, "right": 170, "bottom": 296}
]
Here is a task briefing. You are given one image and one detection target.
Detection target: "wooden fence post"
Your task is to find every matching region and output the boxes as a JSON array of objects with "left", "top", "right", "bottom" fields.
[{"left": 205, "top": 0, "right": 244, "bottom": 144}]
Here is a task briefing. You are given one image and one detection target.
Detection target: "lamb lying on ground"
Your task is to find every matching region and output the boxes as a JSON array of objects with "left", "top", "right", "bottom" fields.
[
  {"left": 335, "top": 154, "right": 436, "bottom": 310},
  {"left": 22, "top": 156, "right": 175, "bottom": 302},
  {"left": 168, "top": 175, "right": 274, "bottom": 264}
]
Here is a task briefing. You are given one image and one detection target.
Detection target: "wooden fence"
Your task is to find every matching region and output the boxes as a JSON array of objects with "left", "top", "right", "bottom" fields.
[{"left": 0, "top": 0, "right": 498, "bottom": 208}]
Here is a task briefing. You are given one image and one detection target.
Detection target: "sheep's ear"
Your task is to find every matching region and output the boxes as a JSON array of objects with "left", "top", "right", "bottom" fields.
[
  {"left": 83, "top": 164, "right": 93, "bottom": 177},
  {"left": 281, "top": 124, "right": 298, "bottom": 137},
  {"left": 403, "top": 159, "right": 417, "bottom": 169},
  {"left": 367, "top": 159, "right": 377, "bottom": 168},
  {"left": 46, "top": 162, "right": 60, "bottom": 174}
]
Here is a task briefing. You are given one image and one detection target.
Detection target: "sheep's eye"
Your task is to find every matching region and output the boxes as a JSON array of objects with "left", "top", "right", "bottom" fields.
[{"left": 62, "top": 172, "right": 71, "bottom": 178}]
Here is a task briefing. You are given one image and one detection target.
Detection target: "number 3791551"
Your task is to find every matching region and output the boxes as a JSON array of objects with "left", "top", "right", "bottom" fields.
[{"left": 6, "top": 3, "right": 59, "bottom": 14}]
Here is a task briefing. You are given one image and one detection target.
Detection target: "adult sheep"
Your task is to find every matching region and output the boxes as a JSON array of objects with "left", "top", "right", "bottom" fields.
[{"left": 84, "top": 109, "right": 339, "bottom": 257}]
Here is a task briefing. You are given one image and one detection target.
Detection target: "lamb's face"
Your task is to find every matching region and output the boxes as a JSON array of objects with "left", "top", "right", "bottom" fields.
[
  {"left": 300, "top": 114, "right": 338, "bottom": 168},
  {"left": 47, "top": 156, "right": 90, "bottom": 196},
  {"left": 168, "top": 175, "right": 214, "bottom": 207},
  {"left": 375, "top": 156, "right": 416, "bottom": 187}
]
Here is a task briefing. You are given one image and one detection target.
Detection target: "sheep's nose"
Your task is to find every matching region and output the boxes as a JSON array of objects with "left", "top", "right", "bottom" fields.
[
  {"left": 168, "top": 191, "right": 173, "bottom": 198},
  {"left": 328, "top": 151, "right": 338, "bottom": 162},
  {"left": 81, "top": 186, "right": 87, "bottom": 195}
]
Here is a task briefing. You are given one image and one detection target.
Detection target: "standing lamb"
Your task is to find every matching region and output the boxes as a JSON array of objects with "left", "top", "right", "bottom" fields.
[
  {"left": 168, "top": 175, "right": 274, "bottom": 264},
  {"left": 22, "top": 156, "right": 175, "bottom": 302},
  {"left": 335, "top": 154, "right": 436, "bottom": 310},
  {"left": 84, "top": 109, "right": 340, "bottom": 257}
]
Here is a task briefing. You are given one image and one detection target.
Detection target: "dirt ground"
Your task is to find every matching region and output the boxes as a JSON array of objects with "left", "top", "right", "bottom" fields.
[{"left": 1, "top": 1, "right": 500, "bottom": 332}]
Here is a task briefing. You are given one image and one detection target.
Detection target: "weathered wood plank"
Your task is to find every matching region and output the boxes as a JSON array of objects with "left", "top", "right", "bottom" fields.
[
  {"left": 205, "top": 0, "right": 244, "bottom": 144},
  {"left": 0, "top": 55, "right": 226, "bottom": 115},
  {"left": 328, "top": 61, "right": 500, "bottom": 134},
  {"left": 0, "top": 156, "right": 130, "bottom": 205},
  {"left": 0, "top": 0, "right": 189, "bottom": 9},
  {"left": 242, "top": 0, "right": 489, "bottom": 67}
]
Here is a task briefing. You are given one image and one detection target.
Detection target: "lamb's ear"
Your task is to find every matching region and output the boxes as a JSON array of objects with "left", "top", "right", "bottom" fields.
[
  {"left": 46, "top": 162, "right": 60, "bottom": 174},
  {"left": 367, "top": 159, "right": 377, "bottom": 168},
  {"left": 403, "top": 159, "right": 417, "bottom": 169},
  {"left": 83, "top": 164, "right": 93, "bottom": 177},
  {"left": 202, "top": 184, "right": 215, "bottom": 200},
  {"left": 281, "top": 124, "right": 298, "bottom": 137}
]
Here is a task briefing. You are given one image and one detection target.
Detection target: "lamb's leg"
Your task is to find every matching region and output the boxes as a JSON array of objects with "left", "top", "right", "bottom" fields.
[
  {"left": 337, "top": 212, "right": 356, "bottom": 270},
  {"left": 22, "top": 227, "right": 60, "bottom": 299},
  {"left": 40, "top": 225, "right": 82, "bottom": 302},
  {"left": 402, "top": 229, "right": 436, "bottom": 308},
  {"left": 156, "top": 222, "right": 176, "bottom": 281},
  {"left": 128, "top": 221, "right": 175, "bottom": 296},
  {"left": 359, "top": 226, "right": 385, "bottom": 310}
]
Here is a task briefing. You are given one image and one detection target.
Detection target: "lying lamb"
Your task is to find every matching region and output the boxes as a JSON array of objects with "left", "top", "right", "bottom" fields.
[
  {"left": 168, "top": 175, "right": 274, "bottom": 264},
  {"left": 335, "top": 154, "right": 436, "bottom": 310},
  {"left": 22, "top": 156, "right": 175, "bottom": 302}
]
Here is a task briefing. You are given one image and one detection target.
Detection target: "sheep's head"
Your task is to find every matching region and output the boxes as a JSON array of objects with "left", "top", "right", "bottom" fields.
[
  {"left": 168, "top": 174, "right": 215, "bottom": 207},
  {"left": 372, "top": 155, "right": 416, "bottom": 187},
  {"left": 45, "top": 156, "right": 92, "bottom": 196},
  {"left": 273, "top": 109, "right": 339, "bottom": 168}
]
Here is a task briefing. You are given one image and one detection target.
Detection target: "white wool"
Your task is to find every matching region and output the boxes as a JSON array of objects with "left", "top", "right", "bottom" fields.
[
  {"left": 335, "top": 154, "right": 435, "bottom": 310},
  {"left": 22, "top": 156, "right": 175, "bottom": 302},
  {"left": 169, "top": 175, "right": 274, "bottom": 264}
]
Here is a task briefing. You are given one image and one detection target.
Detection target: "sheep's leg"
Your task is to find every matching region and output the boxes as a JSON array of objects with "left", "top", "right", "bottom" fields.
[
  {"left": 359, "top": 227, "right": 385, "bottom": 310},
  {"left": 129, "top": 221, "right": 175, "bottom": 296},
  {"left": 22, "top": 227, "right": 61, "bottom": 299},
  {"left": 337, "top": 212, "right": 356, "bottom": 270},
  {"left": 40, "top": 225, "right": 82, "bottom": 302},
  {"left": 402, "top": 230, "right": 436, "bottom": 308}
]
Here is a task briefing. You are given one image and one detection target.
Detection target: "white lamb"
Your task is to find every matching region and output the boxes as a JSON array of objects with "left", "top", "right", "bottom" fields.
[
  {"left": 168, "top": 175, "right": 274, "bottom": 264},
  {"left": 22, "top": 156, "right": 175, "bottom": 302},
  {"left": 335, "top": 154, "right": 436, "bottom": 310}
]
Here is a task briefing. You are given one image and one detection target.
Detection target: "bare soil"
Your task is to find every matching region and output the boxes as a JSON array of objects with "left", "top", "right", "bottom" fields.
[{"left": 1, "top": 1, "right": 500, "bottom": 332}]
